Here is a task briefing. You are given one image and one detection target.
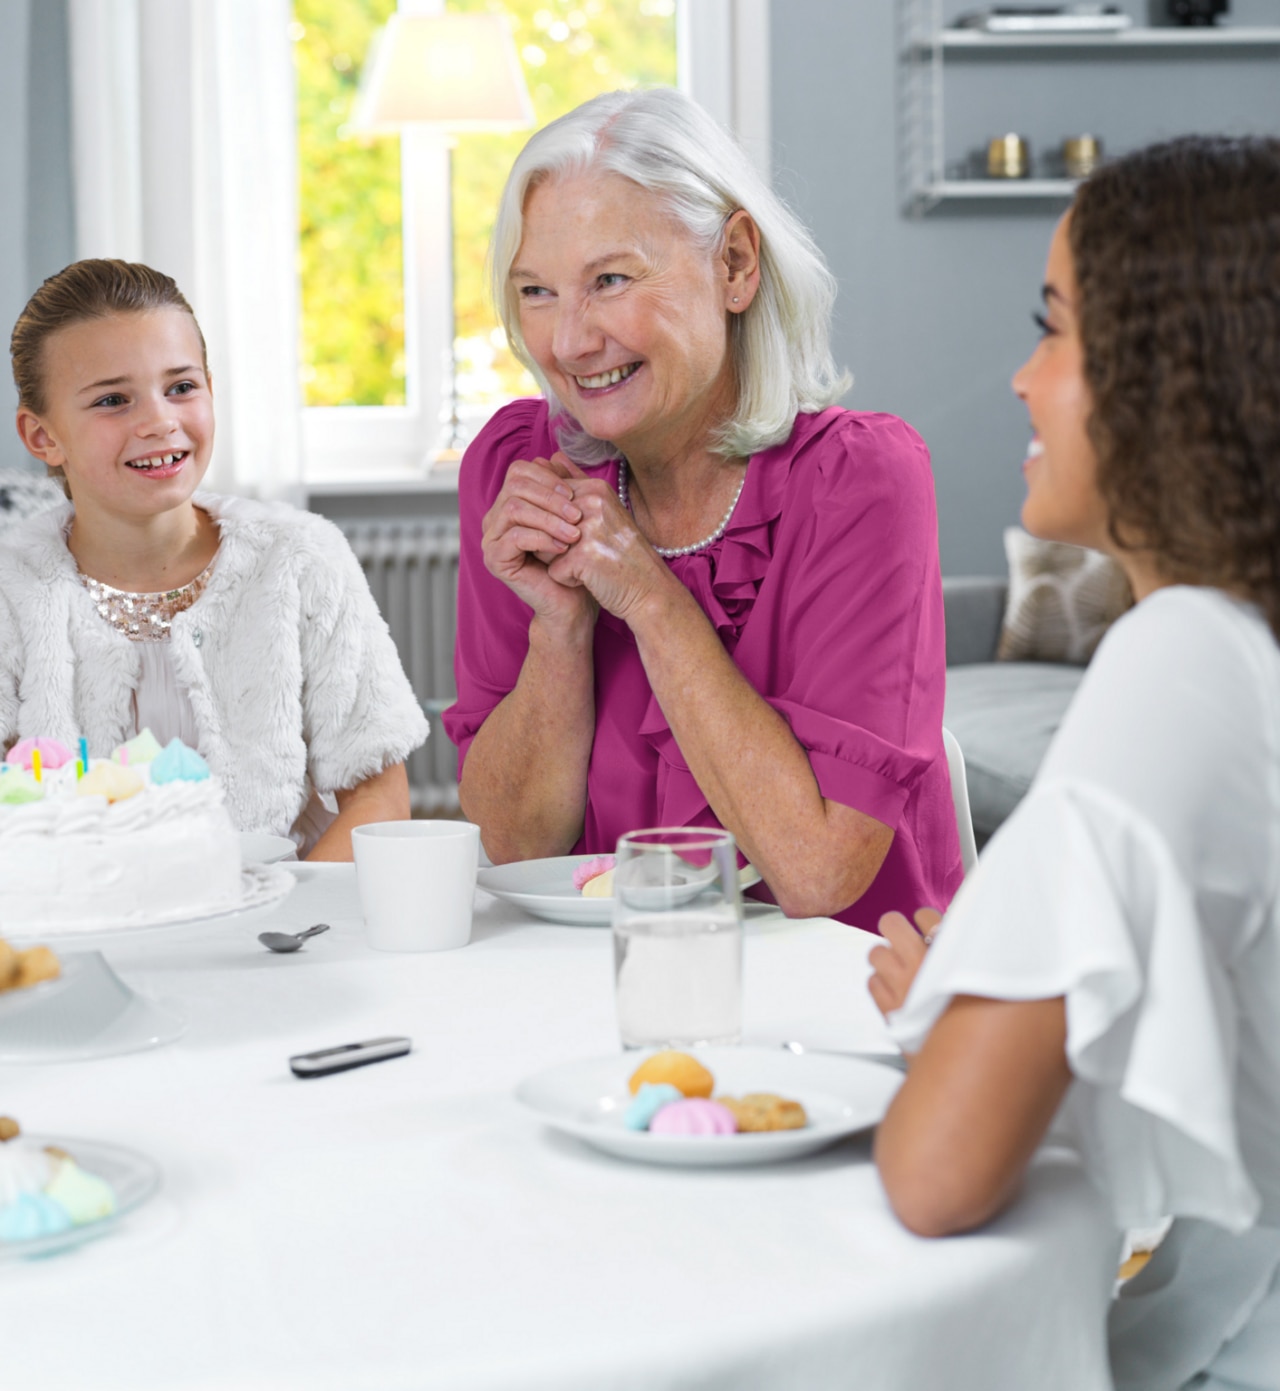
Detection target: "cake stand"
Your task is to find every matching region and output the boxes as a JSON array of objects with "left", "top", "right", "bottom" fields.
[{"left": 0, "top": 864, "right": 294, "bottom": 1064}]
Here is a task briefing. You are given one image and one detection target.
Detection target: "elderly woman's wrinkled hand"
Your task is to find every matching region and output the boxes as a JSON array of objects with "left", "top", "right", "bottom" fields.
[
  {"left": 546, "top": 475, "right": 676, "bottom": 626},
  {"left": 482, "top": 452, "right": 597, "bottom": 623},
  {"left": 867, "top": 907, "right": 942, "bottom": 1021}
]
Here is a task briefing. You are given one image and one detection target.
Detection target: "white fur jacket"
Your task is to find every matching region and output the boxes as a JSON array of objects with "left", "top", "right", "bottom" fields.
[{"left": 0, "top": 492, "right": 429, "bottom": 836}]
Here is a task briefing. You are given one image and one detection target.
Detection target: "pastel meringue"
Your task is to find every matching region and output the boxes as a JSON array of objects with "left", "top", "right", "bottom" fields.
[
  {"left": 4, "top": 737, "right": 73, "bottom": 771},
  {"left": 648, "top": 1098, "right": 738, "bottom": 1137},
  {"left": 76, "top": 762, "right": 144, "bottom": 803},
  {"left": 150, "top": 738, "right": 212, "bottom": 784},
  {"left": 111, "top": 728, "right": 163, "bottom": 767},
  {"left": 573, "top": 855, "right": 615, "bottom": 894},
  {"left": 622, "top": 1083, "right": 684, "bottom": 1131}
]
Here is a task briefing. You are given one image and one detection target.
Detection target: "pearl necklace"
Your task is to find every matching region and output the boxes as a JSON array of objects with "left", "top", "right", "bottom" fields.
[{"left": 616, "top": 460, "right": 747, "bottom": 559}]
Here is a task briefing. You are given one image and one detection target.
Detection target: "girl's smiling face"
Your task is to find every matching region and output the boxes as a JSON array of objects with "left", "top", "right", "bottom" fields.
[
  {"left": 1012, "top": 213, "right": 1110, "bottom": 553},
  {"left": 16, "top": 308, "right": 214, "bottom": 526}
]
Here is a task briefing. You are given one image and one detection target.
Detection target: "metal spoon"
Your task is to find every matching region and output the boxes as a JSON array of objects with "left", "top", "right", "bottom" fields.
[{"left": 258, "top": 923, "right": 331, "bottom": 954}]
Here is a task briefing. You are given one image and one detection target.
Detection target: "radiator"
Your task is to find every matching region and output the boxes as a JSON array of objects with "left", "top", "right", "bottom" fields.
[{"left": 340, "top": 518, "right": 462, "bottom": 814}]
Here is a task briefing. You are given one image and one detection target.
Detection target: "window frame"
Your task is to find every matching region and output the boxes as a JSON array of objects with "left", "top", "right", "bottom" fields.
[{"left": 300, "top": 0, "right": 771, "bottom": 484}]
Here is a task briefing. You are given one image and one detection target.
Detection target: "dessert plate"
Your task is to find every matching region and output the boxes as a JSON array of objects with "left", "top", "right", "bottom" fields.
[
  {"left": 0, "top": 1137, "right": 161, "bottom": 1261},
  {"left": 7, "top": 864, "right": 295, "bottom": 947},
  {"left": 239, "top": 831, "right": 298, "bottom": 865},
  {"left": 515, "top": 1045, "right": 903, "bottom": 1166},
  {"left": 478, "top": 856, "right": 762, "bottom": 927}
]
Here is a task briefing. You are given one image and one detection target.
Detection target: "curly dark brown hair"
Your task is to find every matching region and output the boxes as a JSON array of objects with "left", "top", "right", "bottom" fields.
[{"left": 1070, "top": 135, "right": 1280, "bottom": 640}]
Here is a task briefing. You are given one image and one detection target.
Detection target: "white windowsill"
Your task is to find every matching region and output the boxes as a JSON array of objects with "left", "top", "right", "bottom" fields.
[{"left": 302, "top": 467, "right": 461, "bottom": 497}]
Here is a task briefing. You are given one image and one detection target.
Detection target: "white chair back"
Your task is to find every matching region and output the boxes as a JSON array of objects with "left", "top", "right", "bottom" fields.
[{"left": 942, "top": 725, "right": 979, "bottom": 876}]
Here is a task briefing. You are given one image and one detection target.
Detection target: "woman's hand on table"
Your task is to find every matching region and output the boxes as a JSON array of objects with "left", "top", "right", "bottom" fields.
[
  {"left": 868, "top": 907, "right": 942, "bottom": 1020},
  {"left": 482, "top": 453, "right": 598, "bottom": 629}
]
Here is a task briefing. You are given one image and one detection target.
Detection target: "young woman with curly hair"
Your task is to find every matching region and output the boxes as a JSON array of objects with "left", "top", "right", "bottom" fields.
[{"left": 870, "top": 136, "right": 1280, "bottom": 1390}]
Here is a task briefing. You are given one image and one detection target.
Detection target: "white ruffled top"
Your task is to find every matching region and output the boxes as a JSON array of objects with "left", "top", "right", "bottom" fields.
[{"left": 890, "top": 586, "right": 1280, "bottom": 1390}]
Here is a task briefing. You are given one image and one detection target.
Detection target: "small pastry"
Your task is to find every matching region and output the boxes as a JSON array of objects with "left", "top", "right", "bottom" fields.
[
  {"left": 0, "top": 938, "right": 18, "bottom": 988},
  {"left": 648, "top": 1098, "right": 737, "bottom": 1136},
  {"left": 11, "top": 947, "right": 60, "bottom": 991},
  {"left": 572, "top": 856, "right": 615, "bottom": 894},
  {"left": 718, "top": 1093, "right": 808, "bottom": 1132},
  {"left": 76, "top": 762, "right": 144, "bottom": 804},
  {"left": 627, "top": 1050, "right": 715, "bottom": 1099},
  {"left": 622, "top": 1083, "right": 683, "bottom": 1131},
  {"left": 149, "top": 738, "right": 212, "bottom": 784}
]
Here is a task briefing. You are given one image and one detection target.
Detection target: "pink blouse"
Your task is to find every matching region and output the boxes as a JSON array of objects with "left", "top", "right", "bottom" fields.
[{"left": 444, "top": 400, "right": 963, "bottom": 931}]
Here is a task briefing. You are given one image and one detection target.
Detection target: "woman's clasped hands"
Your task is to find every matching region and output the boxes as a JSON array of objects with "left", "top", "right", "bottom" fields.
[{"left": 481, "top": 449, "right": 675, "bottom": 628}]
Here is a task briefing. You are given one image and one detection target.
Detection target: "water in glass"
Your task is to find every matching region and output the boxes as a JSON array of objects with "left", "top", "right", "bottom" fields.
[
  {"left": 614, "top": 911, "right": 742, "bottom": 1048},
  {"left": 612, "top": 827, "right": 744, "bottom": 1049}
]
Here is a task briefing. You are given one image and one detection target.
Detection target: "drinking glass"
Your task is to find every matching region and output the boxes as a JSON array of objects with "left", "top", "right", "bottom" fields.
[{"left": 612, "top": 827, "right": 744, "bottom": 1049}]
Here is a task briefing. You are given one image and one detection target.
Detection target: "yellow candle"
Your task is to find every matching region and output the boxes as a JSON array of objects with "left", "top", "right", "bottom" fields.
[{"left": 32, "top": 748, "right": 42, "bottom": 782}]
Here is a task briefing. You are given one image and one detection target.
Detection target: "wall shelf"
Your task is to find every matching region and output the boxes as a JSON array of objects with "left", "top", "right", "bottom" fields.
[
  {"left": 897, "top": 1, "right": 1280, "bottom": 215},
  {"left": 930, "top": 26, "right": 1280, "bottom": 52},
  {"left": 923, "top": 178, "right": 1079, "bottom": 199}
]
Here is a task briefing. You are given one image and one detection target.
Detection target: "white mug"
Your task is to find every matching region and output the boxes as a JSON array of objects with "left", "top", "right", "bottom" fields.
[{"left": 351, "top": 820, "right": 479, "bottom": 952}]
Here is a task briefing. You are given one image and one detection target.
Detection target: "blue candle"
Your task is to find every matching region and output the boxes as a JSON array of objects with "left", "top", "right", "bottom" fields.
[{"left": 79, "top": 737, "right": 89, "bottom": 771}]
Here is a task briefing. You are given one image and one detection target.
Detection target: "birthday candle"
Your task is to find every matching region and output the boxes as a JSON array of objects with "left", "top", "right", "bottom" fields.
[
  {"left": 79, "top": 737, "right": 89, "bottom": 771},
  {"left": 32, "top": 748, "right": 42, "bottom": 782},
  {"left": 76, "top": 759, "right": 85, "bottom": 779},
  {"left": 120, "top": 746, "right": 128, "bottom": 768}
]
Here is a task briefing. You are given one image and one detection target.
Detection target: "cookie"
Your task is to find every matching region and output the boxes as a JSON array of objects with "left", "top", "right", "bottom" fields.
[
  {"left": 717, "top": 1092, "right": 808, "bottom": 1132},
  {"left": 0, "top": 937, "right": 17, "bottom": 989},
  {"left": 11, "top": 946, "right": 60, "bottom": 990},
  {"left": 0, "top": 1117, "right": 19, "bottom": 1142},
  {"left": 627, "top": 1050, "right": 714, "bottom": 1099}
]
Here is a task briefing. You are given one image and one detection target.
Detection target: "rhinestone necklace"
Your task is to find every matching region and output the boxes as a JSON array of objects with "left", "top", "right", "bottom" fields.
[
  {"left": 616, "top": 460, "right": 747, "bottom": 559},
  {"left": 78, "top": 561, "right": 215, "bottom": 641}
]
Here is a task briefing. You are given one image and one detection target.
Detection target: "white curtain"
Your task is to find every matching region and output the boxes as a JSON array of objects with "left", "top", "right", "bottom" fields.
[{"left": 68, "top": 0, "right": 301, "bottom": 498}]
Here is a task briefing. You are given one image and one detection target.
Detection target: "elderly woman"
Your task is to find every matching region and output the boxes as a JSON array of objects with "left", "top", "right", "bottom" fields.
[{"left": 444, "top": 88, "right": 963, "bottom": 927}]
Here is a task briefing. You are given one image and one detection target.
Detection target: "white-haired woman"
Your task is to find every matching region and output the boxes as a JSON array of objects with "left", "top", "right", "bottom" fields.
[{"left": 444, "top": 88, "right": 962, "bottom": 927}]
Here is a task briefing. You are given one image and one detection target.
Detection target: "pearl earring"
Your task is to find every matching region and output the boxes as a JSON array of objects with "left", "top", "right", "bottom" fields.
[{"left": 732, "top": 297, "right": 740, "bottom": 303}]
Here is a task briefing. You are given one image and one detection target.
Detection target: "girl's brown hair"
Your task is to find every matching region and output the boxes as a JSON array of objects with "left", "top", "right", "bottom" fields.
[
  {"left": 1070, "top": 136, "right": 1280, "bottom": 639},
  {"left": 10, "top": 258, "right": 207, "bottom": 415}
]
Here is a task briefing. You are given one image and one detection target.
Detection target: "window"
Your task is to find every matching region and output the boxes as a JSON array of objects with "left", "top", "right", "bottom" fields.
[{"left": 294, "top": 0, "right": 767, "bottom": 481}]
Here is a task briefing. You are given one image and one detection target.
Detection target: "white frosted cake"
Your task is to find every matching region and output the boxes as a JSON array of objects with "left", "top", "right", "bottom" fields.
[{"left": 0, "top": 732, "right": 242, "bottom": 934}]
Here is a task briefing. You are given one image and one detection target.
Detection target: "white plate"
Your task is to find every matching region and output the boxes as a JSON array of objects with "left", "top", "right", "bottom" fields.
[
  {"left": 515, "top": 1046, "right": 903, "bottom": 1166},
  {"left": 478, "top": 855, "right": 762, "bottom": 927},
  {"left": 8, "top": 864, "right": 296, "bottom": 948},
  {"left": 0, "top": 1136, "right": 161, "bottom": 1260},
  {"left": 239, "top": 832, "right": 298, "bottom": 865}
]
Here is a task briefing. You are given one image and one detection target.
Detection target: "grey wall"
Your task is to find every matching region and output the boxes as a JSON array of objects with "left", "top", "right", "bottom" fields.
[
  {"left": 1, "top": 0, "right": 75, "bottom": 473},
  {"left": 769, "top": 0, "right": 1280, "bottom": 575}
]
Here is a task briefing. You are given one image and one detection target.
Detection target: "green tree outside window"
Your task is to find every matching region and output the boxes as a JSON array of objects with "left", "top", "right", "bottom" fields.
[{"left": 295, "top": 0, "right": 677, "bottom": 411}]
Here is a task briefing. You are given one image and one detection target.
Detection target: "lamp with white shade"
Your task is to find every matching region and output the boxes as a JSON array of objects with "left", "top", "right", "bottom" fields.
[{"left": 354, "top": 11, "right": 534, "bottom": 464}]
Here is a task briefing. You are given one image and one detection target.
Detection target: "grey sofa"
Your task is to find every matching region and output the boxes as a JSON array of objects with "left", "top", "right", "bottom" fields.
[{"left": 942, "top": 577, "right": 1083, "bottom": 845}]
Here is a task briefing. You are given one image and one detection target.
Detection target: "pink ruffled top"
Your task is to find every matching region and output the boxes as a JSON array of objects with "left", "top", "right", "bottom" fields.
[{"left": 445, "top": 400, "right": 963, "bottom": 931}]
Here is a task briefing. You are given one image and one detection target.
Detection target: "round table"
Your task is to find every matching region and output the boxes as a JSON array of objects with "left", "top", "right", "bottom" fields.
[{"left": 1, "top": 866, "right": 1120, "bottom": 1390}]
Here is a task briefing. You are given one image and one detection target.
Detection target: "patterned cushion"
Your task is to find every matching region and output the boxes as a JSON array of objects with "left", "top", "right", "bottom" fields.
[{"left": 997, "top": 527, "right": 1131, "bottom": 665}]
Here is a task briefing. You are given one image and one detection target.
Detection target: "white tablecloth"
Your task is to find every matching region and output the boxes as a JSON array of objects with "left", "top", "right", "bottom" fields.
[{"left": 2, "top": 867, "right": 1121, "bottom": 1390}]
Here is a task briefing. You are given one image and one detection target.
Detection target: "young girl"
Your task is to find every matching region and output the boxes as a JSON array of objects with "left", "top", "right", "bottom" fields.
[
  {"left": 868, "top": 137, "right": 1280, "bottom": 1389},
  {"left": 2, "top": 259, "right": 428, "bottom": 859}
]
